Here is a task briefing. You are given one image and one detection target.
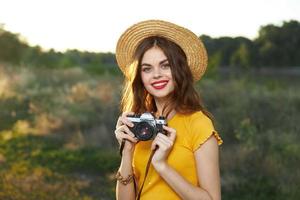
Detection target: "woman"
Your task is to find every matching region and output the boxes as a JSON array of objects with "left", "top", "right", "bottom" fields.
[{"left": 114, "top": 20, "right": 223, "bottom": 200}]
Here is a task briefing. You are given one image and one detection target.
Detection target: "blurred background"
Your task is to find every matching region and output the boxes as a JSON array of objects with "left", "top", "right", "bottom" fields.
[{"left": 0, "top": 0, "right": 299, "bottom": 199}]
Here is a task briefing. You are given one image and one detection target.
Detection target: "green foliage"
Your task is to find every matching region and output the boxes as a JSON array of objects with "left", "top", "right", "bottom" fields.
[
  {"left": 0, "top": 97, "right": 33, "bottom": 131},
  {"left": 230, "top": 43, "right": 251, "bottom": 68},
  {"left": 0, "top": 135, "right": 119, "bottom": 174},
  {"left": 0, "top": 135, "right": 119, "bottom": 200},
  {"left": 1, "top": 20, "right": 300, "bottom": 72},
  {"left": 255, "top": 20, "right": 300, "bottom": 66},
  {"left": 0, "top": 25, "right": 29, "bottom": 64},
  {"left": 201, "top": 35, "right": 254, "bottom": 68},
  {"left": 0, "top": 66, "right": 121, "bottom": 148},
  {"left": 199, "top": 75, "right": 300, "bottom": 200},
  {"left": 201, "top": 20, "right": 300, "bottom": 68},
  {"left": 0, "top": 25, "right": 121, "bottom": 77}
]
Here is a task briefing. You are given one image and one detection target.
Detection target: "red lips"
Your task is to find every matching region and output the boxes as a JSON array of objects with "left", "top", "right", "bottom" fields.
[{"left": 151, "top": 80, "right": 169, "bottom": 90}]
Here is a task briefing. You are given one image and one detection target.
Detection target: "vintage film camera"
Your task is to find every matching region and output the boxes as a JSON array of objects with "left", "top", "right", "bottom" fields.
[{"left": 127, "top": 112, "right": 167, "bottom": 141}]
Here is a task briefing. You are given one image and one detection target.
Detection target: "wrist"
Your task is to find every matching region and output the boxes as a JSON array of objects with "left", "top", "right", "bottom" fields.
[
  {"left": 116, "top": 171, "right": 134, "bottom": 185},
  {"left": 122, "top": 140, "right": 135, "bottom": 153},
  {"left": 122, "top": 148, "right": 134, "bottom": 157},
  {"left": 119, "top": 154, "right": 134, "bottom": 174},
  {"left": 121, "top": 151, "right": 134, "bottom": 161},
  {"left": 152, "top": 161, "right": 168, "bottom": 173}
]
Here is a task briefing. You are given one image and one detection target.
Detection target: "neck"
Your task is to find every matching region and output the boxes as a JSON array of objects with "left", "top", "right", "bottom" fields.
[
  {"left": 154, "top": 97, "right": 176, "bottom": 120},
  {"left": 154, "top": 97, "right": 166, "bottom": 116}
]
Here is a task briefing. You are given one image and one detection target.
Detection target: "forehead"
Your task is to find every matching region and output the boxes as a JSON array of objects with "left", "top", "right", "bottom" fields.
[{"left": 141, "top": 47, "right": 167, "bottom": 63}]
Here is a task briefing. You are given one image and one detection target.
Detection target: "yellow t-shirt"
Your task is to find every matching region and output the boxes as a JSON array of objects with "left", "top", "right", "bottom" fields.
[{"left": 133, "top": 111, "right": 223, "bottom": 200}]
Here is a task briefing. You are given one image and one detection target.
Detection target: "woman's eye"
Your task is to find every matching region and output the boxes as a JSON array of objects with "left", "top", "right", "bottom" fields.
[
  {"left": 161, "top": 64, "right": 170, "bottom": 69},
  {"left": 142, "top": 67, "right": 151, "bottom": 72}
]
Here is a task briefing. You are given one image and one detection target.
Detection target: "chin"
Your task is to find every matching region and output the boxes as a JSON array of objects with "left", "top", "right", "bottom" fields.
[{"left": 152, "top": 91, "right": 173, "bottom": 99}]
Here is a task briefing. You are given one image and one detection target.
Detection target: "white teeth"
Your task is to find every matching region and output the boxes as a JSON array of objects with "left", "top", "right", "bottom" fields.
[{"left": 153, "top": 82, "right": 167, "bottom": 87}]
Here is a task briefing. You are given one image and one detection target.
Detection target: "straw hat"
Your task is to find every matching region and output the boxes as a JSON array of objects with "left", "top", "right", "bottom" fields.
[{"left": 115, "top": 19, "right": 208, "bottom": 81}]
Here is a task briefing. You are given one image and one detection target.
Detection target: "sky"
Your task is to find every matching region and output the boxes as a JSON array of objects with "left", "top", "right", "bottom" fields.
[{"left": 0, "top": 0, "right": 300, "bottom": 53}]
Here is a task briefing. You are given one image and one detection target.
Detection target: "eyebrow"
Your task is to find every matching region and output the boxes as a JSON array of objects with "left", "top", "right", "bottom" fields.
[{"left": 141, "top": 59, "right": 169, "bottom": 67}]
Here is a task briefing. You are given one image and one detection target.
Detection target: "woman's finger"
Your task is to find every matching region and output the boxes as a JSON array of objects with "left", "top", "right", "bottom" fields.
[
  {"left": 152, "top": 135, "right": 172, "bottom": 150},
  {"left": 120, "top": 117, "right": 134, "bottom": 128},
  {"left": 156, "top": 133, "right": 173, "bottom": 146},
  {"left": 116, "top": 124, "right": 135, "bottom": 138},
  {"left": 116, "top": 112, "right": 135, "bottom": 128},
  {"left": 151, "top": 139, "right": 168, "bottom": 151},
  {"left": 163, "top": 125, "right": 176, "bottom": 141},
  {"left": 116, "top": 116, "right": 134, "bottom": 128},
  {"left": 115, "top": 129, "right": 138, "bottom": 143}
]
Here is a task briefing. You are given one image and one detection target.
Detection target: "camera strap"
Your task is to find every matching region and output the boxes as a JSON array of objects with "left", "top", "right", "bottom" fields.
[
  {"left": 136, "top": 147, "right": 157, "bottom": 200},
  {"left": 119, "top": 139, "right": 125, "bottom": 156}
]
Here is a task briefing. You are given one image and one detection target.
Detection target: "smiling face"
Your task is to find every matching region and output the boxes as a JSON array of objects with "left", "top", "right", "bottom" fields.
[
  {"left": 140, "top": 46, "right": 175, "bottom": 102},
  {"left": 122, "top": 36, "right": 199, "bottom": 116}
]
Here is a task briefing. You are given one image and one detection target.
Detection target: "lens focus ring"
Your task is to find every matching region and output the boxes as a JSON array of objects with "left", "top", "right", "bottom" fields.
[{"left": 134, "top": 122, "right": 155, "bottom": 141}]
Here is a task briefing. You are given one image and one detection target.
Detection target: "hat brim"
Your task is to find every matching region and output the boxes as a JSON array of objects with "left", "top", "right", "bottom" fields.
[{"left": 116, "top": 20, "right": 208, "bottom": 81}]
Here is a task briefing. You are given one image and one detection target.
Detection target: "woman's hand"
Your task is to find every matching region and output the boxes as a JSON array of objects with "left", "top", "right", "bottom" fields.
[
  {"left": 115, "top": 112, "right": 138, "bottom": 155},
  {"left": 151, "top": 125, "right": 176, "bottom": 171}
]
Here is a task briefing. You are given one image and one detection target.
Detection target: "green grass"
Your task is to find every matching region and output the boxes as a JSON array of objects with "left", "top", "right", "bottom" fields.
[{"left": 0, "top": 135, "right": 120, "bottom": 200}]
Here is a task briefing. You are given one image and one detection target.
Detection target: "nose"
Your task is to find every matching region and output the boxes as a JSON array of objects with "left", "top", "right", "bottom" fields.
[{"left": 153, "top": 67, "right": 162, "bottom": 79}]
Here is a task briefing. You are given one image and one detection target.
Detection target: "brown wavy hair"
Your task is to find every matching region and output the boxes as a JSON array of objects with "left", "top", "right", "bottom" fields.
[{"left": 120, "top": 36, "right": 213, "bottom": 120}]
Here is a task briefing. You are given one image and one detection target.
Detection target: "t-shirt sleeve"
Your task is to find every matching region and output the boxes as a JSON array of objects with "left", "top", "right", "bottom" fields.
[{"left": 188, "top": 111, "right": 223, "bottom": 152}]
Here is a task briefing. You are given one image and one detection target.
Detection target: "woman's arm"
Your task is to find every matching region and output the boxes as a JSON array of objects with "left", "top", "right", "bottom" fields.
[
  {"left": 194, "top": 135, "right": 221, "bottom": 200},
  {"left": 116, "top": 150, "right": 136, "bottom": 200},
  {"left": 152, "top": 127, "right": 221, "bottom": 200},
  {"left": 115, "top": 112, "right": 138, "bottom": 200}
]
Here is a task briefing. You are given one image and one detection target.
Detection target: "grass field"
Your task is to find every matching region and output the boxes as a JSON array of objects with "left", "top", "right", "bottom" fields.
[{"left": 0, "top": 65, "right": 299, "bottom": 199}]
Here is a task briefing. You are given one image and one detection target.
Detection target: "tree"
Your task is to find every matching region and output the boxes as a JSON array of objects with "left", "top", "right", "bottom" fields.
[
  {"left": 230, "top": 42, "right": 253, "bottom": 68},
  {"left": 0, "top": 25, "right": 29, "bottom": 64},
  {"left": 255, "top": 20, "right": 300, "bottom": 67}
]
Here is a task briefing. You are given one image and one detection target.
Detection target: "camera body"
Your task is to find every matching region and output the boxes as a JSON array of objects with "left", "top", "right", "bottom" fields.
[{"left": 127, "top": 112, "right": 167, "bottom": 141}]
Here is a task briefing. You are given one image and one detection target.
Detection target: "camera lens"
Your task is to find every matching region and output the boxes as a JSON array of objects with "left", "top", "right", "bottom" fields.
[{"left": 135, "top": 121, "right": 155, "bottom": 141}]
